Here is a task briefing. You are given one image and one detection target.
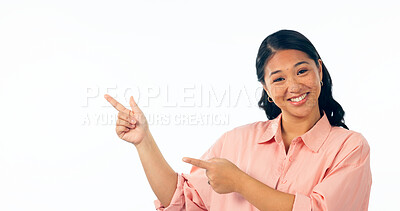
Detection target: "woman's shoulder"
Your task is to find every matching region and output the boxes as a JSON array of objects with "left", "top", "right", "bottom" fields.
[
  {"left": 206, "top": 120, "right": 274, "bottom": 157},
  {"left": 222, "top": 120, "right": 274, "bottom": 144},
  {"left": 329, "top": 126, "right": 370, "bottom": 148},
  {"left": 324, "top": 126, "right": 371, "bottom": 166}
]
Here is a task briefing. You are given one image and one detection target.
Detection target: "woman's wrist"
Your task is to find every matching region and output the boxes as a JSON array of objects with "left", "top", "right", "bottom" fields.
[
  {"left": 135, "top": 130, "right": 153, "bottom": 150},
  {"left": 235, "top": 170, "right": 251, "bottom": 194}
]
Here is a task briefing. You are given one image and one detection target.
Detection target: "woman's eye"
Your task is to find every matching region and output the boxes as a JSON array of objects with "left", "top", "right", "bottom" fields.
[
  {"left": 298, "top": 69, "right": 308, "bottom": 74},
  {"left": 273, "top": 78, "right": 284, "bottom": 83}
]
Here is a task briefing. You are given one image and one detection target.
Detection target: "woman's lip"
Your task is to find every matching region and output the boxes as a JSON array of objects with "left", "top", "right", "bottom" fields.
[
  {"left": 287, "top": 92, "right": 309, "bottom": 101},
  {"left": 288, "top": 93, "right": 309, "bottom": 105}
]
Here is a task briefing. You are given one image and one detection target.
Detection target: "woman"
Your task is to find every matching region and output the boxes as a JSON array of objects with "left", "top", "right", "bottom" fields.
[{"left": 104, "top": 29, "right": 372, "bottom": 210}]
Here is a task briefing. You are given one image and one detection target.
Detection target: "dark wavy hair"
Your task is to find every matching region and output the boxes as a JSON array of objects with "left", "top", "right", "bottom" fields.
[{"left": 256, "top": 29, "right": 348, "bottom": 129}]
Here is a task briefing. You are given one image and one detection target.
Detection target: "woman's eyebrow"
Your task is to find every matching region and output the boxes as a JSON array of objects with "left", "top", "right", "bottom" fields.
[
  {"left": 294, "top": 61, "right": 309, "bottom": 67},
  {"left": 269, "top": 70, "right": 282, "bottom": 77},
  {"left": 269, "top": 61, "right": 310, "bottom": 77}
]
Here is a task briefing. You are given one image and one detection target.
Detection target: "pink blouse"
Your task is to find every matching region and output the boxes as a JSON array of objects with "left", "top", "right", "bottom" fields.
[{"left": 154, "top": 111, "right": 372, "bottom": 210}]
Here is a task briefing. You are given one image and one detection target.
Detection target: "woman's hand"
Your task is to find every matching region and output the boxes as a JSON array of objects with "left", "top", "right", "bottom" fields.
[
  {"left": 182, "top": 157, "right": 246, "bottom": 194},
  {"left": 104, "top": 94, "right": 149, "bottom": 146}
]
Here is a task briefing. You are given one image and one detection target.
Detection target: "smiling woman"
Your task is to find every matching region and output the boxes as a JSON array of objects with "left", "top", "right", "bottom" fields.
[
  {"left": 256, "top": 30, "right": 347, "bottom": 130},
  {"left": 105, "top": 29, "right": 372, "bottom": 211}
]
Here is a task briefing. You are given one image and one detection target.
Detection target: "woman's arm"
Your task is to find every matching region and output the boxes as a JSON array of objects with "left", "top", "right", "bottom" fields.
[
  {"left": 183, "top": 157, "right": 294, "bottom": 211},
  {"left": 104, "top": 95, "right": 177, "bottom": 207},
  {"left": 237, "top": 173, "right": 295, "bottom": 211},
  {"left": 136, "top": 132, "right": 178, "bottom": 207}
]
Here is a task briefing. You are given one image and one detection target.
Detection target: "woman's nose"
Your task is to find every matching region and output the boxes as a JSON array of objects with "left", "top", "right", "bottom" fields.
[{"left": 287, "top": 78, "right": 302, "bottom": 93}]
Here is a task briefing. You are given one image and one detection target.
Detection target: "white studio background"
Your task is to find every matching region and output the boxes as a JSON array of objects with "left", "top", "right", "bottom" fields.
[{"left": 0, "top": 0, "right": 399, "bottom": 210}]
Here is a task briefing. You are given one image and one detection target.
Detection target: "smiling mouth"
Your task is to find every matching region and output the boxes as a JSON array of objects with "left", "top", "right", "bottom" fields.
[{"left": 288, "top": 92, "right": 309, "bottom": 102}]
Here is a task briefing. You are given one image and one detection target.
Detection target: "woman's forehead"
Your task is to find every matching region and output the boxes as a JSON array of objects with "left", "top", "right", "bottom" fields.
[{"left": 265, "top": 49, "right": 312, "bottom": 73}]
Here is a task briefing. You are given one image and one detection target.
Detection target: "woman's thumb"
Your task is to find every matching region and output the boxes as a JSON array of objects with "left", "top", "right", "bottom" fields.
[{"left": 129, "top": 96, "right": 141, "bottom": 113}]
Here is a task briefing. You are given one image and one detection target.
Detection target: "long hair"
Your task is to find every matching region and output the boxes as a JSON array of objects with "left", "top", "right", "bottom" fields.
[{"left": 256, "top": 29, "right": 348, "bottom": 129}]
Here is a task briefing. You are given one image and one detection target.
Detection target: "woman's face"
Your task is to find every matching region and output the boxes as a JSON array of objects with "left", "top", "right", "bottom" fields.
[{"left": 263, "top": 49, "right": 323, "bottom": 119}]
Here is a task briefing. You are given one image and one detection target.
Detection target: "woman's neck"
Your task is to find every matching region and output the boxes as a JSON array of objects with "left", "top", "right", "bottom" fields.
[{"left": 280, "top": 109, "right": 323, "bottom": 139}]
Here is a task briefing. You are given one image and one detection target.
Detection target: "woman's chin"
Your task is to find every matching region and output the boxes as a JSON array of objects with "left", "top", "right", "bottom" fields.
[
  {"left": 283, "top": 107, "right": 315, "bottom": 119},
  {"left": 289, "top": 112, "right": 310, "bottom": 119}
]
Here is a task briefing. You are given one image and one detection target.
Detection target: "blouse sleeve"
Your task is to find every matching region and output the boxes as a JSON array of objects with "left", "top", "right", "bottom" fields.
[
  {"left": 292, "top": 132, "right": 372, "bottom": 211},
  {"left": 154, "top": 132, "right": 228, "bottom": 211}
]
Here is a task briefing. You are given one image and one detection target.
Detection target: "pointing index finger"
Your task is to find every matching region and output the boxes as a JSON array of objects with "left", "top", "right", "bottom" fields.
[
  {"left": 104, "top": 94, "right": 130, "bottom": 114},
  {"left": 182, "top": 157, "right": 210, "bottom": 169}
]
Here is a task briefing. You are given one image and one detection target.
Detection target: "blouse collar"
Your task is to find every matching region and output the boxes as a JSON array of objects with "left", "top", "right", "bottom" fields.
[{"left": 258, "top": 111, "right": 332, "bottom": 153}]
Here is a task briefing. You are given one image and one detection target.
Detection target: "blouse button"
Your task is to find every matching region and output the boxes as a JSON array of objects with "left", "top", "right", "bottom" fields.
[{"left": 289, "top": 156, "right": 294, "bottom": 162}]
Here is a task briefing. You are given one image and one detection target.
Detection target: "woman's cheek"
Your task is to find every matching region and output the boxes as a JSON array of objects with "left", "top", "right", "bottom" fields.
[
  {"left": 277, "top": 96, "right": 289, "bottom": 108},
  {"left": 305, "top": 92, "right": 318, "bottom": 107}
]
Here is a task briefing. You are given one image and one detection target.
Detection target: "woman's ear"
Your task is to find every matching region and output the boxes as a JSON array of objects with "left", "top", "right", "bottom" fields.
[{"left": 262, "top": 83, "right": 271, "bottom": 97}]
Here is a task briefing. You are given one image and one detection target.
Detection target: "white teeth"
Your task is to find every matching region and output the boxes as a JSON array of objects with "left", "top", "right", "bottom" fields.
[{"left": 289, "top": 93, "right": 307, "bottom": 102}]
